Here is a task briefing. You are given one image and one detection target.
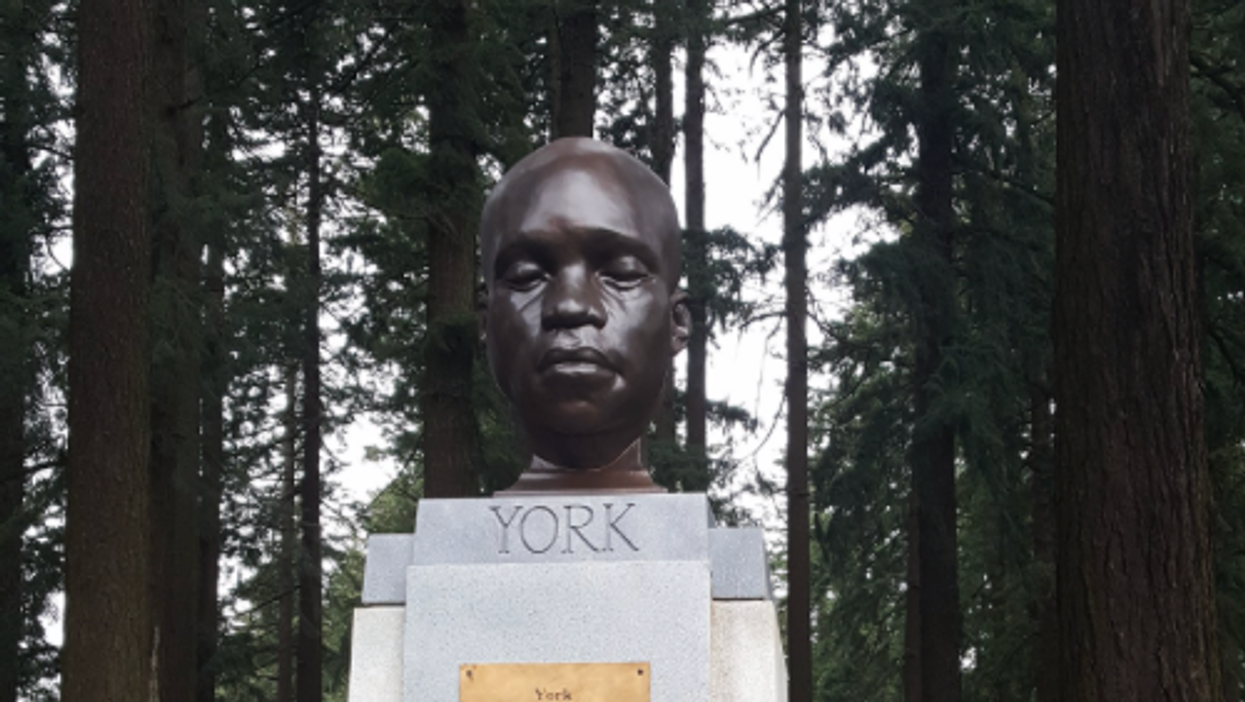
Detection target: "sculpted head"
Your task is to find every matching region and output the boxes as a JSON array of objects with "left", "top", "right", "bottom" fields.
[{"left": 480, "top": 137, "right": 689, "bottom": 493}]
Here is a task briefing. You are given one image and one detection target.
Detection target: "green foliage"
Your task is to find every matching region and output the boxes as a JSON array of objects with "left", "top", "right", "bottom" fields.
[
  {"left": 804, "top": 0, "right": 1057, "bottom": 696},
  {"left": 1193, "top": 0, "right": 1245, "bottom": 689},
  {"left": 1, "top": 0, "right": 72, "bottom": 696},
  {"left": 810, "top": 302, "right": 910, "bottom": 702}
]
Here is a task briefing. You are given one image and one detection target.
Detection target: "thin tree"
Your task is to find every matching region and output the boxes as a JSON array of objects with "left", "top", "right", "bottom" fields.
[
  {"left": 684, "top": 0, "right": 709, "bottom": 482},
  {"left": 279, "top": 360, "right": 298, "bottom": 702},
  {"left": 783, "top": 0, "right": 811, "bottom": 700},
  {"left": 907, "top": 0, "right": 961, "bottom": 697},
  {"left": 198, "top": 217, "right": 224, "bottom": 702},
  {"left": 63, "top": 0, "right": 154, "bottom": 699},
  {"left": 297, "top": 81, "right": 325, "bottom": 702},
  {"left": 551, "top": 0, "right": 596, "bottom": 137},
  {"left": 0, "top": 224, "right": 25, "bottom": 702},
  {"left": 149, "top": 0, "right": 204, "bottom": 695},
  {"left": 1029, "top": 380, "right": 1056, "bottom": 702},
  {"left": 650, "top": 0, "right": 678, "bottom": 449},
  {"left": 649, "top": 3, "right": 675, "bottom": 185},
  {"left": 1053, "top": 0, "right": 1220, "bottom": 697},
  {"left": 0, "top": 23, "right": 37, "bottom": 701}
]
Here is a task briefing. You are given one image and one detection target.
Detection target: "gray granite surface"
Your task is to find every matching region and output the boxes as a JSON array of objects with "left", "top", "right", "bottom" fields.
[
  {"left": 361, "top": 494, "right": 777, "bottom": 605},
  {"left": 361, "top": 534, "right": 414, "bottom": 605},
  {"left": 348, "top": 607, "right": 404, "bottom": 702},
  {"left": 709, "top": 527, "right": 774, "bottom": 600},
  {"left": 403, "top": 560, "right": 711, "bottom": 702},
  {"left": 709, "top": 600, "right": 789, "bottom": 702},
  {"left": 409, "top": 493, "right": 715, "bottom": 565}
]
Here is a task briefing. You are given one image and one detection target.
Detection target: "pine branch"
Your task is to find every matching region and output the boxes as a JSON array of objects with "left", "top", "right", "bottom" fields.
[
  {"left": 1190, "top": 51, "right": 1245, "bottom": 123},
  {"left": 957, "top": 159, "right": 1054, "bottom": 206}
]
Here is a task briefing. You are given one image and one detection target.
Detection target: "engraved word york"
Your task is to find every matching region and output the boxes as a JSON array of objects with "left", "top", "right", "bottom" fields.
[{"left": 489, "top": 503, "right": 639, "bottom": 555}]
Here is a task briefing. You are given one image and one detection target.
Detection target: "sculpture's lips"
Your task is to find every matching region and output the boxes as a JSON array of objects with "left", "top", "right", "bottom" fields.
[{"left": 538, "top": 346, "right": 613, "bottom": 372}]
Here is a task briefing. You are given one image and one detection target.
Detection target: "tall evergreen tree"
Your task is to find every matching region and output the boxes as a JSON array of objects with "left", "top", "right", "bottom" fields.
[
  {"left": 650, "top": 0, "right": 678, "bottom": 450},
  {"left": 906, "top": 0, "right": 961, "bottom": 698},
  {"left": 198, "top": 210, "right": 224, "bottom": 702},
  {"left": 297, "top": 77, "right": 326, "bottom": 702},
  {"left": 0, "top": 5, "right": 39, "bottom": 698},
  {"left": 63, "top": 0, "right": 154, "bottom": 699},
  {"left": 0, "top": 1, "right": 65, "bottom": 697},
  {"left": 683, "top": 0, "right": 710, "bottom": 484},
  {"left": 1054, "top": 0, "right": 1220, "bottom": 698},
  {"left": 784, "top": 1, "right": 812, "bottom": 700},
  {"left": 552, "top": 0, "right": 597, "bottom": 137},
  {"left": 422, "top": 0, "right": 485, "bottom": 498},
  {"left": 804, "top": 0, "right": 1059, "bottom": 698},
  {"left": 149, "top": 0, "right": 206, "bottom": 696}
]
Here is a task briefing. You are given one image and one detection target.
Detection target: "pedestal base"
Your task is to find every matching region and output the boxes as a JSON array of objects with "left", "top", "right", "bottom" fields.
[{"left": 346, "top": 494, "right": 787, "bottom": 702}]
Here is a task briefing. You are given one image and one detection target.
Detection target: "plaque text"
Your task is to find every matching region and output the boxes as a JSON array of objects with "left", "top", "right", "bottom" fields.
[{"left": 490, "top": 503, "right": 639, "bottom": 555}]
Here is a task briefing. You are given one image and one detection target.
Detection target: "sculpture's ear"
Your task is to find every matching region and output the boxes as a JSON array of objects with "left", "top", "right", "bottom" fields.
[{"left": 670, "top": 290, "right": 691, "bottom": 355}]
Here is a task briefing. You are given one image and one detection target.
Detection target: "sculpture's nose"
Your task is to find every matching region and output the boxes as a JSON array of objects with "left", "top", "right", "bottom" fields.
[{"left": 542, "top": 265, "right": 606, "bottom": 330}]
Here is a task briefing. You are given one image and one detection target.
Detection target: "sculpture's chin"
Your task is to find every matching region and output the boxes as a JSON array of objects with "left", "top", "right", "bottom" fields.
[{"left": 501, "top": 440, "right": 663, "bottom": 495}]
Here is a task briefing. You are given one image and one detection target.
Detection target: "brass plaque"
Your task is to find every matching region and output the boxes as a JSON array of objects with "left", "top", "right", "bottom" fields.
[{"left": 459, "top": 662, "right": 650, "bottom": 701}]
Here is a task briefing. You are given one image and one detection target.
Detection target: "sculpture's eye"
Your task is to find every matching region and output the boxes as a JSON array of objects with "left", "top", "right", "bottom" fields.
[
  {"left": 601, "top": 257, "right": 650, "bottom": 290},
  {"left": 501, "top": 261, "right": 546, "bottom": 291}
]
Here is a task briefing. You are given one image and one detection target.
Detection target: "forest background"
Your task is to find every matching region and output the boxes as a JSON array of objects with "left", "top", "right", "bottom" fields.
[{"left": 2, "top": 0, "right": 1243, "bottom": 701}]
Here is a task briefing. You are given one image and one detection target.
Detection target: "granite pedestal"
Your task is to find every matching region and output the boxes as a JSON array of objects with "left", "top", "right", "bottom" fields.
[{"left": 347, "top": 493, "right": 787, "bottom": 702}]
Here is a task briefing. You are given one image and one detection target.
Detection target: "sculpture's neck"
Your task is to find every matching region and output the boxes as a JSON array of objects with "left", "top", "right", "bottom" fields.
[{"left": 501, "top": 439, "right": 664, "bottom": 495}]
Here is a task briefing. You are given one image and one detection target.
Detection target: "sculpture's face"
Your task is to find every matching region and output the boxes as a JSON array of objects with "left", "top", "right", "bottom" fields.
[{"left": 484, "top": 157, "right": 686, "bottom": 469}]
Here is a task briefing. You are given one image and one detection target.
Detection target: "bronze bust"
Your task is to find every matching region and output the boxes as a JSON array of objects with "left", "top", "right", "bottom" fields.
[{"left": 481, "top": 138, "right": 690, "bottom": 494}]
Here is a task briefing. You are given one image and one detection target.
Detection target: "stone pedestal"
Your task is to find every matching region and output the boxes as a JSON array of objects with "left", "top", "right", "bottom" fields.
[{"left": 348, "top": 493, "right": 787, "bottom": 702}]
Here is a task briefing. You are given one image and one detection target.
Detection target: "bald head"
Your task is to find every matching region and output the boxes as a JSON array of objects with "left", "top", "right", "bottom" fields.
[
  {"left": 479, "top": 138, "right": 690, "bottom": 479},
  {"left": 480, "top": 137, "right": 682, "bottom": 289}
]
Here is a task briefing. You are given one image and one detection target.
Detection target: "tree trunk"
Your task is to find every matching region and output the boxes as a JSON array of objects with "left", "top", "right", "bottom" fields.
[
  {"left": 783, "top": 1, "right": 811, "bottom": 700},
  {"left": 149, "top": 0, "right": 203, "bottom": 696},
  {"left": 0, "top": 55, "right": 34, "bottom": 702},
  {"left": 1029, "top": 379, "right": 1057, "bottom": 702},
  {"left": 650, "top": 0, "right": 678, "bottom": 452},
  {"left": 64, "top": 0, "right": 154, "bottom": 698},
  {"left": 910, "top": 0, "right": 961, "bottom": 696},
  {"left": 649, "top": 4, "right": 675, "bottom": 186},
  {"left": 278, "top": 361, "right": 298, "bottom": 702},
  {"left": 0, "top": 296, "right": 23, "bottom": 702},
  {"left": 903, "top": 495, "right": 922, "bottom": 702},
  {"left": 423, "top": 0, "right": 482, "bottom": 499},
  {"left": 552, "top": 0, "right": 596, "bottom": 138},
  {"left": 684, "top": 0, "right": 709, "bottom": 489},
  {"left": 296, "top": 88, "right": 324, "bottom": 702},
  {"left": 197, "top": 207, "right": 224, "bottom": 702},
  {"left": 1054, "top": 0, "right": 1219, "bottom": 697}
]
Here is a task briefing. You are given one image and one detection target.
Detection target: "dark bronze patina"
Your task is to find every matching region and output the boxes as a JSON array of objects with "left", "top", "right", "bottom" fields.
[{"left": 481, "top": 138, "right": 690, "bottom": 494}]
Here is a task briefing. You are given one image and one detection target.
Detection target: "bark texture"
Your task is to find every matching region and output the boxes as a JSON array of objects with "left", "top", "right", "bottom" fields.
[
  {"left": 908, "top": 0, "right": 962, "bottom": 696},
  {"left": 198, "top": 226, "right": 224, "bottom": 702},
  {"left": 297, "top": 89, "right": 324, "bottom": 702},
  {"left": 423, "top": 0, "right": 482, "bottom": 498},
  {"left": 649, "top": 6, "right": 675, "bottom": 186},
  {"left": 64, "top": 0, "right": 154, "bottom": 699},
  {"left": 1054, "top": 0, "right": 1219, "bottom": 698},
  {"left": 650, "top": 1, "right": 677, "bottom": 450},
  {"left": 903, "top": 495, "right": 922, "bottom": 702},
  {"left": 0, "top": 54, "right": 34, "bottom": 702},
  {"left": 552, "top": 0, "right": 596, "bottom": 138},
  {"left": 149, "top": 0, "right": 203, "bottom": 695},
  {"left": 783, "top": 1, "right": 811, "bottom": 700},
  {"left": 684, "top": 0, "right": 709, "bottom": 486}
]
